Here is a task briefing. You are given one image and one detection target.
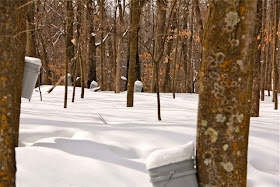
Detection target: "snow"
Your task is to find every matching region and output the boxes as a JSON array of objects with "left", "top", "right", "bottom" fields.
[
  {"left": 121, "top": 76, "right": 127, "bottom": 81},
  {"left": 17, "top": 86, "right": 279, "bottom": 187},
  {"left": 146, "top": 141, "right": 194, "bottom": 170}
]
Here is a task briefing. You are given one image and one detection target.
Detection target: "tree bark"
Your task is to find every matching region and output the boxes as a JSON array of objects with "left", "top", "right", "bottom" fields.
[
  {"left": 272, "top": 0, "right": 279, "bottom": 109},
  {"left": 100, "top": 0, "right": 105, "bottom": 90},
  {"left": 127, "top": 0, "right": 141, "bottom": 107},
  {"left": 0, "top": 0, "right": 27, "bottom": 185},
  {"left": 251, "top": 0, "right": 263, "bottom": 117},
  {"left": 87, "top": 0, "right": 97, "bottom": 88},
  {"left": 26, "top": 0, "right": 37, "bottom": 57},
  {"left": 14, "top": 1, "right": 28, "bottom": 147},
  {"left": 196, "top": 1, "right": 257, "bottom": 186},
  {"left": 261, "top": 0, "right": 267, "bottom": 101},
  {"left": 115, "top": 0, "right": 124, "bottom": 93},
  {"left": 64, "top": 0, "right": 73, "bottom": 108}
]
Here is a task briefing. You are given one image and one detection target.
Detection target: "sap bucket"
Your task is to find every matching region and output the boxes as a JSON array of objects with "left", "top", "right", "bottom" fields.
[
  {"left": 146, "top": 141, "right": 198, "bottom": 187},
  {"left": 22, "top": 57, "right": 42, "bottom": 99},
  {"left": 134, "top": 80, "right": 143, "bottom": 92}
]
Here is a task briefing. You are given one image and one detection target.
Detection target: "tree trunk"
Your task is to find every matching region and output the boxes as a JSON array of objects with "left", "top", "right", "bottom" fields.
[
  {"left": 26, "top": 1, "right": 37, "bottom": 57},
  {"left": 172, "top": 8, "right": 180, "bottom": 98},
  {"left": 0, "top": 0, "right": 27, "bottom": 185},
  {"left": 64, "top": 0, "right": 73, "bottom": 108},
  {"left": 260, "top": 0, "right": 267, "bottom": 101},
  {"left": 186, "top": 3, "right": 194, "bottom": 93},
  {"left": 196, "top": 1, "right": 257, "bottom": 186},
  {"left": 115, "top": 0, "right": 124, "bottom": 93},
  {"left": 87, "top": 0, "right": 97, "bottom": 88},
  {"left": 251, "top": 0, "right": 263, "bottom": 117},
  {"left": 100, "top": 0, "right": 105, "bottom": 90},
  {"left": 272, "top": 0, "right": 279, "bottom": 109},
  {"left": 127, "top": 0, "right": 141, "bottom": 107}
]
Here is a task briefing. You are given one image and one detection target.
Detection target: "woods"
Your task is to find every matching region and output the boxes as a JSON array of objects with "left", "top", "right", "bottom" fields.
[{"left": 0, "top": 0, "right": 279, "bottom": 186}]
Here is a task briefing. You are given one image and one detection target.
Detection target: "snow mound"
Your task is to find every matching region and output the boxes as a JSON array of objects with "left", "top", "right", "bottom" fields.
[{"left": 146, "top": 141, "right": 195, "bottom": 170}]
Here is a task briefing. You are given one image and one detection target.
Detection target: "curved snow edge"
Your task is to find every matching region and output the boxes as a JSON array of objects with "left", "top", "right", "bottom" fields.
[{"left": 146, "top": 141, "right": 195, "bottom": 170}]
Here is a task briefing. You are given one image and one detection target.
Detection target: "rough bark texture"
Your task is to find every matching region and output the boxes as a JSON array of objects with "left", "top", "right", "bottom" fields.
[
  {"left": 127, "top": 0, "right": 141, "bottom": 107},
  {"left": 0, "top": 0, "right": 27, "bottom": 185},
  {"left": 115, "top": 0, "right": 124, "bottom": 93},
  {"left": 186, "top": 3, "right": 194, "bottom": 93},
  {"left": 26, "top": 1, "right": 37, "bottom": 57},
  {"left": 251, "top": 0, "right": 263, "bottom": 117},
  {"left": 151, "top": 0, "right": 166, "bottom": 93},
  {"left": 260, "top": 0, "right": 267, "bottom": 101},
  {"left": 14, "top": 0, "right": 28, "bottom": 147},
  {"left": 100, "top": 0, "right": 105, "bottom": 90},
  {"left": 64, "top": 0, "right": 73, "bottom": 108},
  {"left": 87, "top": 0, "right": 97, "bottom": 88},
  {"left": 272, "top": 0, "right": 279, "bottom": 109},
  {"left": 196, "top": 1, "right": 257, "bottom": 186}
]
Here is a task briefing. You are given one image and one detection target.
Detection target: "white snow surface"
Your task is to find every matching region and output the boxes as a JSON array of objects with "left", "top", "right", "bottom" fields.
[
  {"left": 17, "top": 86, "right": 279, "bottom": 187},
  {"left": 146, "top": 141, "right": 194, "bottom": 170}
]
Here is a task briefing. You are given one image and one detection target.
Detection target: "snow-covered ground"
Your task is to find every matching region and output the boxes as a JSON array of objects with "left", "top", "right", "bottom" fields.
[{"left": 16, "top": 86, "right": 279, "bottom": 187}]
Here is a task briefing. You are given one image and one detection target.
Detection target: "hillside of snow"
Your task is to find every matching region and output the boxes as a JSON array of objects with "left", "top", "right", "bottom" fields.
[{"left": 16, "top": 86, "right": 279, "bottom": 187}]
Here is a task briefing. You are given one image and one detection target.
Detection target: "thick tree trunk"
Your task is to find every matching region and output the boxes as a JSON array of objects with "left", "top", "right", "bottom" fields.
[
  {"left": 127, "top": 0, "right": 141, "bottom": 107},
  {"left": 0, "top": 0, "right": 27, "bottom": 185},
  {"left": 251, "top": 0, "right": 263, "bottom": 117},
  {"left": 196, "top": 1, "right": 257, "bottom": 186}
]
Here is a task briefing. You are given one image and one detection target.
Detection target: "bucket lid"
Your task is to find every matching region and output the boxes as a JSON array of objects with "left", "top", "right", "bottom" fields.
[{"left": 25, "top": 56, "right": 42, "bottom": 67}]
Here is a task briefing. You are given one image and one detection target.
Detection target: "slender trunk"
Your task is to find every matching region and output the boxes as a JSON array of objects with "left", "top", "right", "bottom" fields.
[
  {"left": 115, "top": 0, "right": 124, "bottom": 93},
  {"left": 251, "top": 0, "right": 263, "bottom": 117},
  {"left": 87, "top": 0, "right": 97, "bottom": 88},
  {"left": 172, "top": 8, "right": 180, "bottom": 98},
  {"left": 26, "top": 1, "right": 37, "bottom": 57},
  {"left": 261, "top": 0, "right": 267, "bottom": 101},
  {"left": 273, "top": 0, "right": 279, "bottom": 109},
  {"left": 64, "top": 0, "right": 73, "bottom": 108},
  {"left": 72, "top": 58, "right": 78, "bottom": 102},
  {"left": 127, "top": 0, "right": 141, "bottom": 107},
  {"left": 187, "top": 3, "right": 194, "bottom": 93},
  {"left": 193, "top": 0, "right": 203, "bottom": 93},
  {"left": 100, "top": 0, "right": 105, "bottom": 90}
]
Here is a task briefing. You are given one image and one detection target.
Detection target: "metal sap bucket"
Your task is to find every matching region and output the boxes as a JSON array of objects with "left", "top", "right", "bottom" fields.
[
  {"left": 146, "top": 142, "right": 198, "bottom": 187},
  {"left": 148, "top": 159, "right": 198, "bottom": 187},
  {"left": 22, "top": 57, "right": 42, "bottom": 99},
  {"left": 134, "top": 80, "right": 143, "bottom": 92}
]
